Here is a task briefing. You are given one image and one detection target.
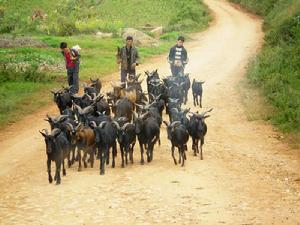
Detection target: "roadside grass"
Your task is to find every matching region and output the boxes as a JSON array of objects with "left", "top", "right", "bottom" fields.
[
  {"left": 230, "top": 0, "right": 300, "bottom": 135},
  {"left": 0, "top": 82, "right": 57, "bottom": 127}
]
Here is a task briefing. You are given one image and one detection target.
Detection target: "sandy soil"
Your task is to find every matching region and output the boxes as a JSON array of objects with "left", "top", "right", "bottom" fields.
[{"left": 0, "top": 0, "right": 299, "bottom": 224}]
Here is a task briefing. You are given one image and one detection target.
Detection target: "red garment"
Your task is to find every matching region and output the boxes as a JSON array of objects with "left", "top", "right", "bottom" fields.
[{"left": 64, "top": 50, "right": 75, "bottom": 69}]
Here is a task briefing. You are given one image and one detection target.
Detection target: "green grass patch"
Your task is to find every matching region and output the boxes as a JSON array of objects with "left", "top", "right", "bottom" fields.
[
  {"left": 0, "top": 81, "right": 57, "bottom": 127},
  {"left": 0, "top": 0, "right": 210, "bottom": 35},
  {"left": 230, "top": 0, "right": 300, "bottom": 133}
]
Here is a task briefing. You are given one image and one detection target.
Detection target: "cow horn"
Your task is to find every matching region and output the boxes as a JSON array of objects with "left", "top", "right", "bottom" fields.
[
  {"left": 112, "top": 121, "right": 120, "bottom": 130},
  {"left": 89, "top": 121, "right": 97, "bottom": 128},
  {"left": 99, "top": 121, "right": 107, "bottom": 128},
  {"left": 65, "top": 123, "right": 74, "bottom": 131}
]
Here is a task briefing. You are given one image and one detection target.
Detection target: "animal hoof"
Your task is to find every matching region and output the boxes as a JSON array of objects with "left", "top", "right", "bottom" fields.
[
  {"left": 49, "top": 177, "right": 53, "bottom": 183},
  {"left": 121, "top": 164, "right": 125, "bottom": 168},
  {"left": 140, "top": 160, "right": 144, "bottom": 165},
  {"left": 78, "top": 167, "right": 82, "bottom": 172},
  {"left": 56, "top": 180, "right": 61, "bottom": 185},
  {"left": 100, "top": 171, "right": 105, "bottom": 175}
]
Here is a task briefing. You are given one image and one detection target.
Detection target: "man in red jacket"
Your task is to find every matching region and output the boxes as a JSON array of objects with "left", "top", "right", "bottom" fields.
[{"left": 60, "top": 42, "right": 80, "bottom": 94}]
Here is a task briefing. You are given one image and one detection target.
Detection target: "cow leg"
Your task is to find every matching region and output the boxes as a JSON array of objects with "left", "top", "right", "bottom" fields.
[
  {"left": 181, "top": 146, "right": 185, "bottom": 167},
  {"left": 83, "top": 151, "right": 88, "bottom": 168},
  {"left": 125, "top": 145, "right": 129, "bottom": 165},
  {"left": 106, "top": 147, "right": 110, "bottom": 165},
  {"left": 171, "top": 145, "right": 177, "bottom": 165},
  {"left": 147, "top": 142, "right": 151, "bottom": 163},
  {"left": 55, "top": 159, "right": 61, "bottom": 185},
  {"left": 192, "top": 138, "right": 197, "bottom": 156},
  {"left": 139, "top": 142, "right": 145, "bottom": 165},
  {"left": 130, "top": 142, "right": 135, "bottom": 164},
  {"left": 121, "top": 146, "right": 125, "bottom": 168},
  {"left": 90, "top": 148, "right": 95, "bottom": 168},
  {"left": 112, "top": 143, "right": 117, "bottom": 168},
  {"left": 67, "top": 151, "right": 72, "bottom": 168},
  {"left": 62, "top": 158, "right": 66, "bottom": 176},
  {"left": 200, "top": 94, "right": 202, "bottom": 108},
  {"left": 47, "top": 158, "right": 52, "bottom": 183},
  {"left": 71, "top": 146, "right": 76, "bottom": 165},
  {"left": 78, "top": 149, "right": 82, "bottom": 171},
  {"left": 200, "top": 137, "right": 204, "bottom": 160},
  {"left": 178, "top": 147, "right": 181, "bottom": 164},
  {"left": 99, "top": 147, "right": 104, "bottom": 175},
  {"left": 193, "top": 94, "right": 196, "bottom": 106}
]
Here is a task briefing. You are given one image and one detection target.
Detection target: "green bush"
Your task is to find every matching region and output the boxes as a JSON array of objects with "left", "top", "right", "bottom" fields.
[
  {"left": 230, "top": 0, "right": 300, "bottom": 132},
  {"left": 0, "top": 64, "right": 54, "bottom": 83},
  {"left": 160, "top": 32, "right": 180, "bottom": 41}
]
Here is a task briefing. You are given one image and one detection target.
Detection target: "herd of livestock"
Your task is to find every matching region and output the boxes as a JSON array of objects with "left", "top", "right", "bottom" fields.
[{"left": 39, "top": 70, "right": 212, "bottom": 184}]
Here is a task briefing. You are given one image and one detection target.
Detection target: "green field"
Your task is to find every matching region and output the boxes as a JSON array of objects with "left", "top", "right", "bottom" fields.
[
  {"left": 0, "top": 0, "right": 210, "bottom": 128},
  {"left": 230, "top": 0, "right": 300, "bottom": 134}
]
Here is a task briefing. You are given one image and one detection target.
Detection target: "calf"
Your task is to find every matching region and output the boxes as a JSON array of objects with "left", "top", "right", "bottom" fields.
[
  {"left": 116, "top": 122, "right": 136, "bottom": 167},
  {"left": 91, "top": 120, "right": 119, "bottom": 175},
  {"left": 51, "top": 88, "right": 72, "bottom": 114},
  {"left": 74, "top": 123, "right": 96, "bottom": 171},
  {"left": 134, "top": 112, "right": 160, "bottom": 164},
  {"left": 164, "top": 121, "right": 189, "bottom": 166},
  {"left": 39, "top": 128, "right": 70, "bottom": 184},
  {"left": 192, "top": 79, "right": 205, "bottom": 108},
  {"left": 188, "top": 108, "right": 212, "bottom": 159}
]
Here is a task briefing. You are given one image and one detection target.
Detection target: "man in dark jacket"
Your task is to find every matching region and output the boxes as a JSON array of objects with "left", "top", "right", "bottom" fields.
[
  {"left": 60, "top": 42, "right": 80, "bottom": 94},
  {"left": 168, "top": 36, "right": 188, "bottom": 76},
  {"left": 117, "top": 36, "right": 140, "bottom": 82}
]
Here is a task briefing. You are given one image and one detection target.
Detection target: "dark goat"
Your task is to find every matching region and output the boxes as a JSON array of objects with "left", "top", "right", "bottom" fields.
[
  {"left": 114, "top": 98, "right": 134, "bottom": 122},
  {"left": 170, "top": 108, "right": 190, "bottom": 128},
  {"left": 39, "top": 128, "right": 70, "bottom": 184},
  {"left": 149, "top": 94, "right": 165, "bottom": 117},
  {"left": 45, "top": 114, "right": 77, "bottom": 167},
  {"left": 73, "top": 104, "right": 95, "bottom": 125},
  {"left": 92, "top": 95, "right": 111, "bottom": 116},
  {"left": 166, "top": 98, "right": 181, "bottom": 121},
  {"left": 135, "top": 102, "right": 162, "bottom": 129},
  {"left": 90, "top": 78, "right": 102, "bottom": 93},
  {"left": 134, "top": 112, "right": 160, "bottom": 164},
  {"left": 188, "top": 108, "right": 212, "bottom": 159},
  {"left": 164, "top": 121, "right": 189, "bottom": 166},
  {"left": 51, "top": 88, "right": 72, "bottom": 114},
  {"left": 91, "top": 120, "right": 119, "bottom": 175},
  {"left": 168, "top": 83, "right": 184, "bottom": 106},
  {"left": 192, "top": 79, "right": 205, "bottom": 108},
  {"left": 71, "top": 93, "right": 93, "bottom": 108},
  {"left": 177, "top": 74, "right": 190, "bottom": 105},
  {"left": 116, "top": 122, "right": 136, "bottom": 167}
]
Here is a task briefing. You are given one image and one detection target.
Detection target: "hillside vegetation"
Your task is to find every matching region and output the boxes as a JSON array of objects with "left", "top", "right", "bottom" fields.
[
  {"left": 230, "top": 0, "right": 300, "bottom": 133},
  {"left": 0, "top": 0, "right": 210, "bottom": 127}
]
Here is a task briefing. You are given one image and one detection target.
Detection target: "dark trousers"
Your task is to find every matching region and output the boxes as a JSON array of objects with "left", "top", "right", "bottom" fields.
[
  {"left": 67, "top": 65, "right": 79, "bottom": 94},
  {"left": 120, "top": 68, "right": 136, "bottom": 82},
  {"left": 171, "top": 65, "right": 184, "bottom": 76}
]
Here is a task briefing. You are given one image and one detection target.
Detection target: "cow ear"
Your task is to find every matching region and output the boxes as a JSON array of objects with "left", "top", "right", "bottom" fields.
[
  {"left": 204, "top": 115, "right": 210, "bottom": 119},
  {"left": 39, "top": 131, "right": 47, "bottom": 137}
]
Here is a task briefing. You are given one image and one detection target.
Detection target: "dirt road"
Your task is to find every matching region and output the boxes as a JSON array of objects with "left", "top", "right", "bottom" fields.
[{"left": 0, "top": 0, "right": 299, "bottom": 224}]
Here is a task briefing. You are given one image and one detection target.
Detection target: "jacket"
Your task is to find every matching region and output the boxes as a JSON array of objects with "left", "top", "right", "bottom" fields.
[{"left": 117, "top": 46, "right": 140, "bottom": 70}]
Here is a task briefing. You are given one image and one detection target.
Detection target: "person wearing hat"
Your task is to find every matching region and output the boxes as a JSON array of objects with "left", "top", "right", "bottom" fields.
[
  {"left": 168, "top": 36, "right": 188, "bottom": 76},
  {"left": 116, "top": 36, "right": 140, "bottom": 82},
  {"left": 60, "top": 42, "right": 80, "bottom": 94}
]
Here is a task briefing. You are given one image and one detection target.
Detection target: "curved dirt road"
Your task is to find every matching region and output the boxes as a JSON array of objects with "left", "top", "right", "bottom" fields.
[{"left": 0, "top": 0, "right": 300, "bottom": 224}]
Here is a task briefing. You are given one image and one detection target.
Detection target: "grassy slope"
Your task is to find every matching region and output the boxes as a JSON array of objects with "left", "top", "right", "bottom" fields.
[
  {"left": 230, "top": 0, "right": 300, "bottom": 133},
  {"left": 0, "top": 0, "right": 210, "bottom": 128}
]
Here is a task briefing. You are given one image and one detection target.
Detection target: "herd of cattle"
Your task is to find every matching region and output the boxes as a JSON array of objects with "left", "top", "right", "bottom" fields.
[{"left": 39, "top": 70, "right": 212, "bottom": 184}]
